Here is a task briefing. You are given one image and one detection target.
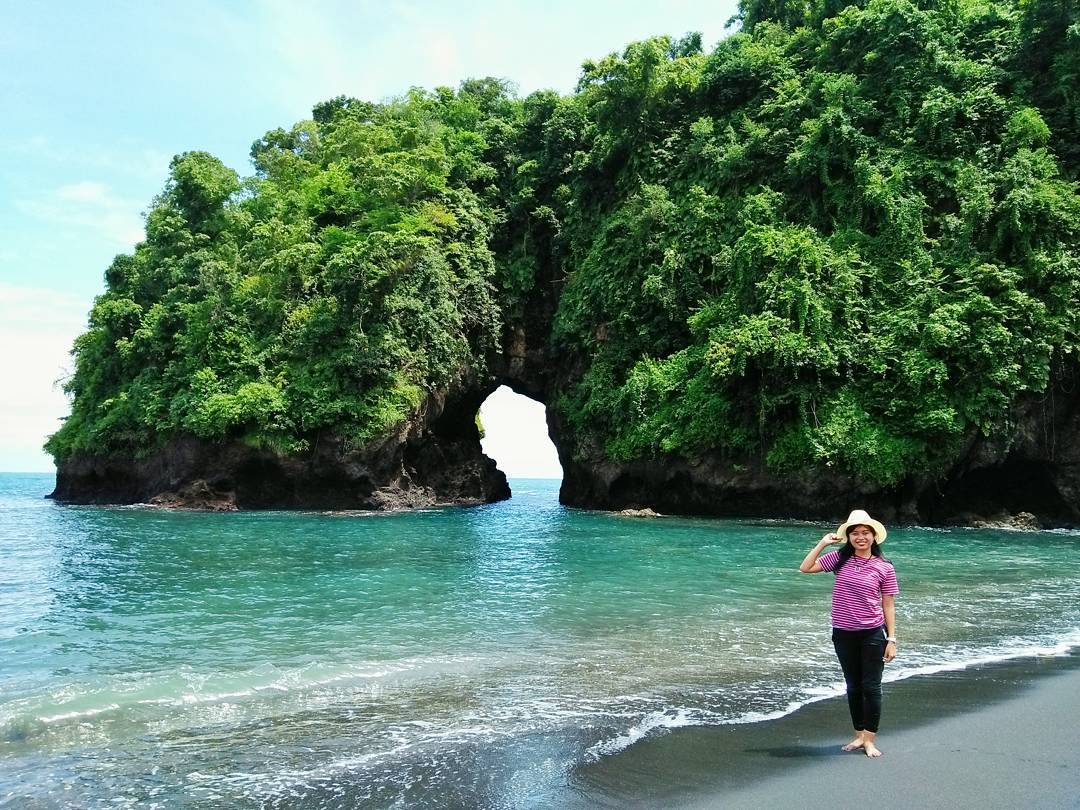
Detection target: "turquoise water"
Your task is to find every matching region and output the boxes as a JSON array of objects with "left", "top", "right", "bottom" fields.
[{"left": 1, "top": 472, "right": 1078, "bottom": 808}]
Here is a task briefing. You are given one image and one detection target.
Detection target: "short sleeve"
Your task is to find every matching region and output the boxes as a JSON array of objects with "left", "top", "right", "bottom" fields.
[
  {"left": 818, "top": 550, "right": 840, "bottom": 572},
  {"left": 881, "top": 563, "right": 900, "bottom": 594}
]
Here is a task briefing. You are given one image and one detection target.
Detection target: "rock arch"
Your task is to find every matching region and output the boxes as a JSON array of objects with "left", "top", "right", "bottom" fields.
[{"left": 50, "top": 285, "right": 1080, "bottom": 525}]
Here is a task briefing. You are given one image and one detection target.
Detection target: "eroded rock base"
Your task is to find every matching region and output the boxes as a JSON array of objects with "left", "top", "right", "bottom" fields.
[{"left": 51, "top": 385, "right": 510, "bottom": 511}]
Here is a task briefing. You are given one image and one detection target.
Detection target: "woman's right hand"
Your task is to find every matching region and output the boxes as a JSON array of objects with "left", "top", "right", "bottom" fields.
[{"left": 801, "top": 533, "right": 839, "bottom": 573}]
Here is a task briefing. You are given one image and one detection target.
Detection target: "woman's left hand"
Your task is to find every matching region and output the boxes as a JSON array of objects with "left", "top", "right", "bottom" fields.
[{"left": 883, "top": 641, "right": 897, "bottom": 663}]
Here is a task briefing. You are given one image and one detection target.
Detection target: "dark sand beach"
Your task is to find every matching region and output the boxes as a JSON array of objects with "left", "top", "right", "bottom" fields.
[{"left": 566, "top": 652, "right": 1080, "bottom": 809}]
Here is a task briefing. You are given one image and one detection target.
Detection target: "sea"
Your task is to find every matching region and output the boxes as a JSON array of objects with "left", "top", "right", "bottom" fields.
[{"left": 1, "top": 472, "right": 1077, "bottom": 808}]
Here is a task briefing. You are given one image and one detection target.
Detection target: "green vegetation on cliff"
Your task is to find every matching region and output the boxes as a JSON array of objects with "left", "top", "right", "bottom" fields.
[
  {"left": 49, "top": 0, "right": 1080, "bottom": 491},
  {"left": 48, "top": 85, "right": 512, "bottom": 458},
  {"left": 546, "top": 0, "right": 1080, "bottom": 485}
]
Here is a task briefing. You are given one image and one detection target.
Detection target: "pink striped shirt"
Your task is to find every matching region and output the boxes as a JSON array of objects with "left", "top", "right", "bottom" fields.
[{"left": 818, "top": 550, "right": 899, "bottom": 630}]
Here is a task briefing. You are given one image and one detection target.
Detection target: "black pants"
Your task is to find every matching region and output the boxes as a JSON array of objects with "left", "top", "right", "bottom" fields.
[{"left": 832, "top": 625, "right": 886, "bottom": 733}]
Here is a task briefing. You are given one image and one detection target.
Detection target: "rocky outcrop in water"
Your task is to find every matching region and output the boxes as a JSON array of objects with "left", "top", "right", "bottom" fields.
[
  {"left": 52, "top": 288, "right": 1080, "bottom": 527},
  {"left": 51, "top": 385, "right": 509, "bottom": 510},
  {"left": 554, "top": 382, "right": 1080, "bottom": 529},
  {"left": 51, "top": 361, "right": 1080, "bottom": 527}
]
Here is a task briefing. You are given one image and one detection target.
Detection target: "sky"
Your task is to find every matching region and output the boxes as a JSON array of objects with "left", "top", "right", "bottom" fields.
[{"left": 0, "top": 0, "right": 739, "bottom": 474}]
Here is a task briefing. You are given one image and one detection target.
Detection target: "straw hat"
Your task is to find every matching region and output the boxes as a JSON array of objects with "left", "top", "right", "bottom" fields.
[{"left": 836, "top": 509, "right": 888, "bottom": 544}]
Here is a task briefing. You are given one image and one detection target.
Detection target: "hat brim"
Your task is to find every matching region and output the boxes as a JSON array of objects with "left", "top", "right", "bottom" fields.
[{"left": 837, "top": 518, "right": 887, "bottom": 544}]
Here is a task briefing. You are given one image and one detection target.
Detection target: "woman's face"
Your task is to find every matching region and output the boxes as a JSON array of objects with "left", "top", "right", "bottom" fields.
[{"left": 847, "top": 524, "right": 876, "bottom": 551}]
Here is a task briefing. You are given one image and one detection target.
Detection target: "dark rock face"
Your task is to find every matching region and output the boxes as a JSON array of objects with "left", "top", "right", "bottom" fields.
[
  {"left": 917, "top": 389, "right": 1080, "bottom": 527},
  {"left": 150, "top": 480, "right": 238, "bottom": 511},
  {"left": 555, "top": 385, "right": 1080, "bottom": 529},
  {"left": 51, "top": 384, "right": 509, "bottom": 510},
  {"left": 558, "top": 450, "right": 920, "bottom": 523}
]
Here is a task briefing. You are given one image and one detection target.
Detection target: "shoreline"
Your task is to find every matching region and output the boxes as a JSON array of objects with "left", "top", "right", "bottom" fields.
[
  {"left": 15, "top": 468, "right": 1075, "bottom": 530},
  {"left": 565, "top": 651, "right": 1080, "bottom": 808}
]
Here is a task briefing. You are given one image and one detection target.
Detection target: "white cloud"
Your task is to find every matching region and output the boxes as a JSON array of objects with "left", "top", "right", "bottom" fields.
[
  {"left": 210, "top": 0, "right": 382, "bottom": 118},
  {"left": 0, "top": 284, "right": 90, "bottom": 472},
  {"left": 17, "top": 181, "right": 145, "bottom": 249},
  {"left": 0, "top": 284, "right": 90, "bottom": 330},
  {"left": 425, "top": 34, "right": 462, "bottom": 81},
  {"left": 216, "top": 0, "right": 544, "bottom": 120},
  {"left": 57, "top": 181, "right": 112, "bottom": 204},
  {"left": 7, "top": 135, "right": 170, "bottom": 183}
]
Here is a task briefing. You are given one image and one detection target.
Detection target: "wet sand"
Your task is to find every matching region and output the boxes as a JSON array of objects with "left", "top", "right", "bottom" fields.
[{"left": 563, "top": 652, "right": 1080, "bottom": 809}]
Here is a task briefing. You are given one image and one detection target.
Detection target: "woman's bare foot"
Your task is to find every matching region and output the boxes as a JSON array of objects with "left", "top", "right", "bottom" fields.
[
  {"left": 862, "top": 732, "right": 882, "bottom": 757},
  {"left": 841, "top": 733, "right": 865, "bottom": 752}
]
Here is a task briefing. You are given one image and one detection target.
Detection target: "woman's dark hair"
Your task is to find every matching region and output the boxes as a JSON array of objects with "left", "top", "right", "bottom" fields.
[{"left": 834, "top": 526, "right": 889, "bottom": 571}]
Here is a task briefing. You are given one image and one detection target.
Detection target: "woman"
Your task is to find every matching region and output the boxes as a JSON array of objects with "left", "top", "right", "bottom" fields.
[{"left": 800, "top": 509, "right": 899, "bottom": 757}]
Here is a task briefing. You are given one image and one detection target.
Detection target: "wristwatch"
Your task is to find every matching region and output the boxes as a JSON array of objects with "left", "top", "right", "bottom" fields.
[{"left": 885, "top": 636, "right": 897, "bottom": 643}]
